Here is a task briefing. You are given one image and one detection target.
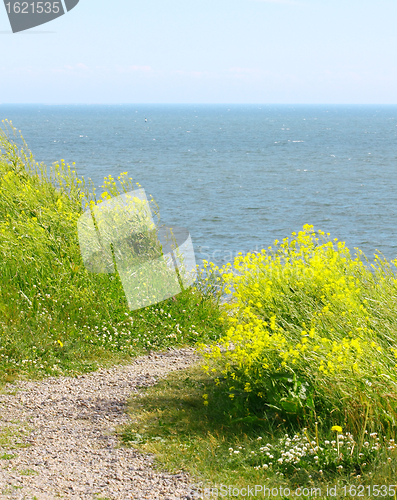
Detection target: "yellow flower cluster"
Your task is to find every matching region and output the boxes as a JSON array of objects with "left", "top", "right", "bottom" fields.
[{"left": 200, "top": 225, "right": 397, "bottom": 428}]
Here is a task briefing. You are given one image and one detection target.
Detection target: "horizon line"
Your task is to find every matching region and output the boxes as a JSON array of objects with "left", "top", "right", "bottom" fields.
[{"left": 1, "top": 102, "right": 397, "bottom": 106}]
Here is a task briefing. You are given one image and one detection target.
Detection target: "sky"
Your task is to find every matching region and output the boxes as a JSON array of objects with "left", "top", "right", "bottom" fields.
[{"left": 0, "top": 0, "right": 396, "bottom": 104}]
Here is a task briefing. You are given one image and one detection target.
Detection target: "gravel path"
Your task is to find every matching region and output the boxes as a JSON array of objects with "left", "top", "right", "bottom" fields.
[{"left": 0, "top": 348, "right": 200, "bottom": 500}]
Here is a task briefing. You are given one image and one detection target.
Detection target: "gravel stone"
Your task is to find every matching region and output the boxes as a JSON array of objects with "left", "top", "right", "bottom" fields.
[{"left": 0, "top": 348, "right": 203, "bottom": 499}]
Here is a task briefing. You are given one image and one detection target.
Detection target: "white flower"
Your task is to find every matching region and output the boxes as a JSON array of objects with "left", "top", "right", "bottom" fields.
[{"left": 233, "top": 450, "right": 239, "bottom": 454}]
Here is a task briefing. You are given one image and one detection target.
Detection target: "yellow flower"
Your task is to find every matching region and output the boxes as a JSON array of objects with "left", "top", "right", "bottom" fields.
[
  {"left": 57, "top": 340, "right": 64, "bottom": 347},
  {"left": 331, "top": 425, "right": 342, "bottom": 433}
]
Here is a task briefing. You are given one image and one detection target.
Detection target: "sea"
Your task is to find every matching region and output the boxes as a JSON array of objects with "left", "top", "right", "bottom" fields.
[{"left": 1, "top": 104, "right": 397, "bottom": 267}]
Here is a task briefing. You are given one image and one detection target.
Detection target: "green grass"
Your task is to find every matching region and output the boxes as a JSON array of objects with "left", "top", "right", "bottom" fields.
[
  {"left": 0, "top": 422, "right": 31, "bottom": 450},
  {"left": 17, "top": 468, "right": 38, "bottom": 476},
  {"left": 0, "top": 121, "right": 225, "bottom": 387},
  {"left": 120, "top": 366, "right": 397, "bottom": 499}
]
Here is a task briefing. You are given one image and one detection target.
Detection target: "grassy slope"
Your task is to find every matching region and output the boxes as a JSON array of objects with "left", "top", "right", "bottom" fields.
[
  {"left": 121, "top": 366, "right": 397, "bottom": 499},
  {"left": 0, "top": 122, "right": 224, "bottom": 386}
]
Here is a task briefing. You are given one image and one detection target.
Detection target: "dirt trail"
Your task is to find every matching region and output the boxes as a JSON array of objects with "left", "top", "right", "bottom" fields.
[{"left": 0, "top": 348, "right": 199, "bottom": 500}]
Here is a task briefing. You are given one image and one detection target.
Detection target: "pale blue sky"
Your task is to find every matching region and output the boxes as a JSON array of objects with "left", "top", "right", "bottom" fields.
[{"left": 0, "top": 0, "right": 396, "bottom": 103}]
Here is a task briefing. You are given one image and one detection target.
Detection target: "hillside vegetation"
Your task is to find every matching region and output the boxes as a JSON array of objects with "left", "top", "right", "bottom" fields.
[{"left": 0, "top": 121, "right": 223, "bottom": 385}]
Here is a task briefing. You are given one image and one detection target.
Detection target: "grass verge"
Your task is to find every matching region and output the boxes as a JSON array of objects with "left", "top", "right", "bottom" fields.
[{"left": 120, "top": 365, "right": 397, "bottom": 499}]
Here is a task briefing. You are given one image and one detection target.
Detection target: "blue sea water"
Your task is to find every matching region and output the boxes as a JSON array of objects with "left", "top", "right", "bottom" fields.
[{"left": 1, "top": 104, "right": 397, "bottom": 266}]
